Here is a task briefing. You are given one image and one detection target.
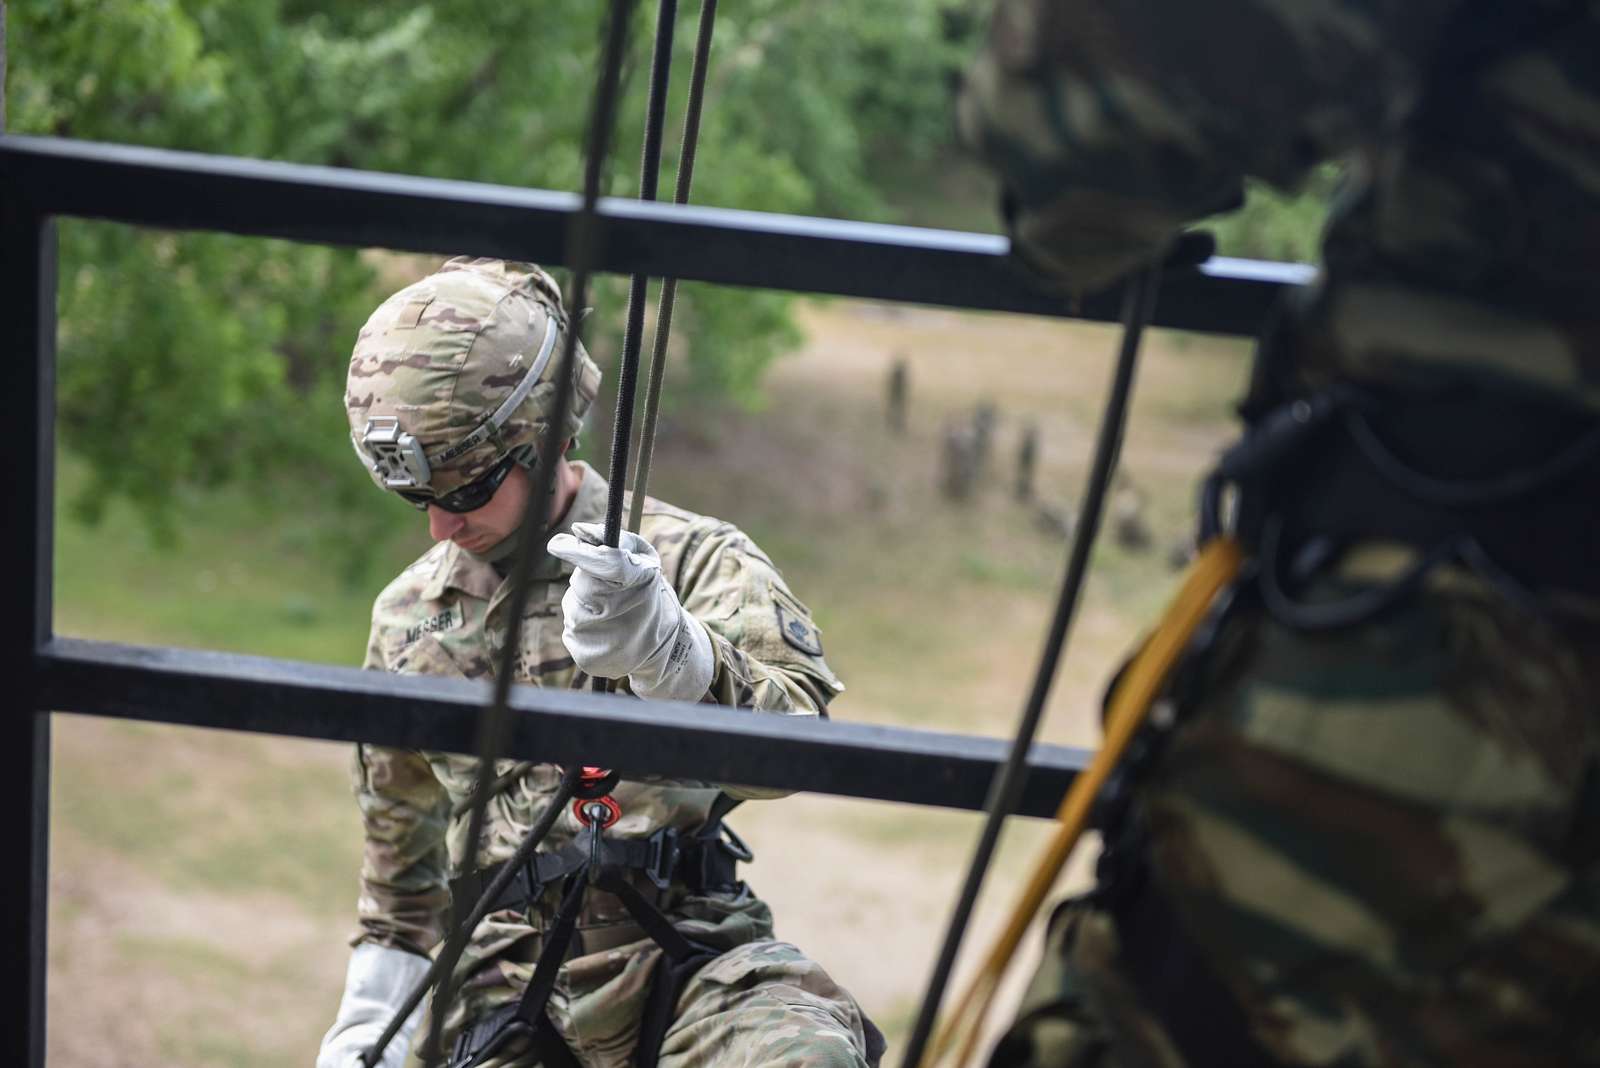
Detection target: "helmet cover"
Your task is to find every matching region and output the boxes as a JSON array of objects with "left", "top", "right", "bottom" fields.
[{"left": 345, "top": 258, "right": 602, "bottom": 498}]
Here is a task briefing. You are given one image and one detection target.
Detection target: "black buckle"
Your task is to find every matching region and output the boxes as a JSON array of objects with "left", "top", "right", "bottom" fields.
[
  {"left": 717, "top": 823, "right": 754, "bottom": 863},
  {"left": 643, "top": 827, "right": 680, "bottom": 890},
  {"left": 449, "top": 1005, "right": 530, "bottom": 1068}
]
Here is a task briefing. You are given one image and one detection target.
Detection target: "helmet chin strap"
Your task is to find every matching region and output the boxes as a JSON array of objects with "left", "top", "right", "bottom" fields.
[
  {"left": 473, "top": 445, "right": 563, "bottom": 569},
  {"left": 474, "top": 531, "right": 524, "bottom": 567}
]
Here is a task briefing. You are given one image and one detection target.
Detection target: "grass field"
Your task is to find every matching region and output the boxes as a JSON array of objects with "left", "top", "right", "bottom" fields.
[{"left": 47, "top": 296, "right": 1250, "bottom": 1066}]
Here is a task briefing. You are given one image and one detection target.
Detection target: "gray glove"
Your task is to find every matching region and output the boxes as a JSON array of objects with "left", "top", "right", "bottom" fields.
[
  {"left": 316, "top": 942, "right": 430, "bottom": 1068},
  {"left": 547, "top": 521, "right": 715, "bottom": 702}
]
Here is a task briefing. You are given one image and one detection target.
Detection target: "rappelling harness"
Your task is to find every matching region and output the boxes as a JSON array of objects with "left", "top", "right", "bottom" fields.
[{"left": 446, "top": 769, "right": 752, "bottom": 1068}]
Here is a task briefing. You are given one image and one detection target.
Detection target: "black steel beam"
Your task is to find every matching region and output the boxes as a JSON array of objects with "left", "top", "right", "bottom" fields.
[
  {"left": 3, "top": 192, "right": 53, "bottom": 1068},
  {"left": 36, "top": 637, "right": 1090, "bottom": 819},
  {"left": 0, "top": 134, "right": 1312, "bottom": 335}
]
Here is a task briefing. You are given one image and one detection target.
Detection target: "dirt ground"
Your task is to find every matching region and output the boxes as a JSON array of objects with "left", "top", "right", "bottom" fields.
[{"left": 47, "top": 297, "right": 1249, "bottom": 1065}]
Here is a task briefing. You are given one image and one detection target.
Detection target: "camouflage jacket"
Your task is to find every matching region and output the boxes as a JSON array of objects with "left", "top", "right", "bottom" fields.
[
  {"left": 961, "top": 4, "right": 1600, "bottom": 1066},
  {"left": 350, "top": 462, "right": 842, "bottom": 1043},
  {"left": 960, "top": 0, "right": 1600, "bottom": 411}
]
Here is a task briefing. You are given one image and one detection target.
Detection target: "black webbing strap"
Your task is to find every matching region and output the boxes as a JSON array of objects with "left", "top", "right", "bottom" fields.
[
  {"left": 448, "top": 819, "right": 745, "bottom": 923},
  {"left": 594, "top": 870, "right": 706, "bottom": 963},
  {"left": 449, "top": 863, "right": 727, "bottom": 1068},
  {"left": 703, "top": 790, "right": 742, "bottom": 827},
  {"left": 517, "top": 873, "right": 590, "bottom": 1024},
  {"left": 447, "top": 804, "right": 748, "bottom": 1068},
  {"left": 1106, "top": 863, "right": 1283, "bottom": 1068},
  {"left": 449, "top": 1003, "right": 582, "bottom": 1068},
  {"left": 592, "top": 869, "right": 724, "bottom": 1068},
  {"left": 448, "top": 871, "right": 590, "bottom": 1068}
]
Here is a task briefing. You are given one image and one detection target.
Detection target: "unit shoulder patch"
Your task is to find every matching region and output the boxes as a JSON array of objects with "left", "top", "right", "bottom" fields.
[{"left": 774, "top": 597, "right": 824, "bottom": 657}]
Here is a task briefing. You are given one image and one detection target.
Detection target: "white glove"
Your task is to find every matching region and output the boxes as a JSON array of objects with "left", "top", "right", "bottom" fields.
[
  {"left": 316, "top": 942, "right": 431, "bottom": 1068},
  {"left": 547, "top": 521, "right": 715, "bottom": 703}
]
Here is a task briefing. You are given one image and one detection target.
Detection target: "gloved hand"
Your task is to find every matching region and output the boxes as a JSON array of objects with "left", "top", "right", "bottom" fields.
[
  {"left": 316, "top": 942, "right": 430, "bottom": 1068},
  {"left": 1003, "top": 182, "right": 1221, "bottom": 296},
  {"left": 547, "top": 521, "right": 715, "bottom": 703}
]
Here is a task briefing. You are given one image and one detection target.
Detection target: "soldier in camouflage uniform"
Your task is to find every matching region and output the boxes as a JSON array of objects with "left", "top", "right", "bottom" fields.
[
  {"left": 961, "top": 2, "right": 1600, "bottom": 1066},
  {"left": 317, "top": 258, "right": 881, "bottom": 1068}
]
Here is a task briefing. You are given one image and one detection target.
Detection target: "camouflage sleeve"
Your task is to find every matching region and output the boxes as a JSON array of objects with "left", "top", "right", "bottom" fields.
[
  {"left": 957, "top": 0, "right": 1462, "bottom": 293},
  {"left": 348, "top": 623, "right": 452, "bottom": 956},
  {"left": 666, "top": 523, "right": 844, "bottom": 802},
  {"left": 671, "top": 521, "right": 844, "bottom": 717}
]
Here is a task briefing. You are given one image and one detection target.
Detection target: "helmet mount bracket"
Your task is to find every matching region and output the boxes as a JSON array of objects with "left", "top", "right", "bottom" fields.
[{"left": 362, "top": 416, "right": 431, "bottom": 490}]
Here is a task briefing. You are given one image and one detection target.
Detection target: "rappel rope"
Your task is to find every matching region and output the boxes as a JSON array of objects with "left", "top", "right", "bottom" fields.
[
  {"left": 899, "top": 266, "right": 1162, "bottom": 1068},
  {"left": 397, "top": 2, "right": 642, "bottom": 1065},
  {"left": 602, "top": 0, "right": 679, "bottom": 558},
  {"left": 627, "top": 0, "right": 720, "bottom": 532}
]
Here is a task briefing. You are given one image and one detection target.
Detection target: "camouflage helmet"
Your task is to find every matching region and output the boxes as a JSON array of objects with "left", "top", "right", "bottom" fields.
[{"left": 344, "top": 258, "right": 602, "bottom": 500}]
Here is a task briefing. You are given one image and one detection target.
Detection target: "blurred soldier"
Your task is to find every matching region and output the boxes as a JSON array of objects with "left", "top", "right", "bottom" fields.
[
  {"left": 318, "top": 258, "right": 881, "bottom": 1068},
  {"left": 962, "top": 2, "right": 1600, "bottom": 1066}
]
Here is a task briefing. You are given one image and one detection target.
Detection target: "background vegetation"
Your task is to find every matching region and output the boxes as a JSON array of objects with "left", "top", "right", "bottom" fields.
[{"left": 13, "top": 0, "right": 1328, "bottom": 574}]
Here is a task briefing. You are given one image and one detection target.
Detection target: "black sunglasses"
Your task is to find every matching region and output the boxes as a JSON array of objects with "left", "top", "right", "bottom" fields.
[{"left": 398, "top": 454, "right": 518, "bottom": 513}]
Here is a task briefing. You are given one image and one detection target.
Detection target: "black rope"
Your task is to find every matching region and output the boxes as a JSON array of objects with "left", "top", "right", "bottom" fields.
[
  {"left": 414, "top": 2, "right": 638, "bottom": 1063},
  {"left": 628, "top": 0, "right": 719, "bottom": 532},
  {"left": 898, "top": 266, "right": 1163, "bottom": 1068},
  {"left": 361, "top": 768, "right": 582, "bottom": 1067},
  {"left": 600, "top": 0, "right": 677, "bottom": 555}
]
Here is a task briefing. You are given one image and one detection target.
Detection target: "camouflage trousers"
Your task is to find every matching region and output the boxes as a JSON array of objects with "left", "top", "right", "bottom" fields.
[
  {"left": 416, "top": 938, "right": 879, "bottom": 1068},
  {"left": 991, "top": 573, "right": 1600, "bottom": 1068}
]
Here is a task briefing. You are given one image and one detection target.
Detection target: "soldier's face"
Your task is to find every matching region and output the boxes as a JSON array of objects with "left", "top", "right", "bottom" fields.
[{"left": 426, "top": 465, "right": 532, "bottom": 553}]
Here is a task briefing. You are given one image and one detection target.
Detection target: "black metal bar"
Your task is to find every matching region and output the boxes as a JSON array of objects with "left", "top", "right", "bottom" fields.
[
  {"left": 36, "top": 637, "right": 1091, "bottom": 818},
  {"left": 4, "top": 190, "right": 54, "bottom": 1068},
  {"left": 0, "top": 135, "right": 1310, "bottom": 335}
]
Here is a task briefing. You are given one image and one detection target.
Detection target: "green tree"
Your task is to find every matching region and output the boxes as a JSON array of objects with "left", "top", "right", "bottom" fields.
[{"left": 11, "top": 0, "right": 976, "bottom": 565}]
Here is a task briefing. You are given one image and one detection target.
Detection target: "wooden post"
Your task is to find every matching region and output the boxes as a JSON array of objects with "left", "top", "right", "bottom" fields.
[
  {"left": 1015, "top": 421, "right": 1038, "bottom": 502},
  {"left": 886, "top": 356, "right": 908, "bottom": 434},
  {"left": 972, "top": 401, "right": 997, "bottom": 472},
  {"left": 940, "top": 419, "right": 979, "bottom": 501},
  {"left": 1111, "top": 478, "right": 1152, "bottom": 550}
]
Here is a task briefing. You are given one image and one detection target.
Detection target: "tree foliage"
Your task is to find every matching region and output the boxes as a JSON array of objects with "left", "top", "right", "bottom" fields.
[
  {"left": 13, "top": 1, "right": 1324, "bottom": 565},
  {"left": 11, "top": 0, "right": 979, "bottom": 558}
]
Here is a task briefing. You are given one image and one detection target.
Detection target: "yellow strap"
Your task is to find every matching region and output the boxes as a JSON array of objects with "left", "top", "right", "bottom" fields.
[{"left": 924, "top": 537, "right": 1243, "bottom": 1068}]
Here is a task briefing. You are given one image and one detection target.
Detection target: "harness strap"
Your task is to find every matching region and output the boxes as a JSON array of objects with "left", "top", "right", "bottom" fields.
[
  {"left": 515, "top": 873, "right": 591, "bottom": 1025},
  {"left": 450, "top": 1004, "right": 582, "bottom": 1068},
  {"left": 592, "top": 868, "right": 726, "bottom": 1068},
  {"left": 449, "top": 871, "right": 590, "bottom": 1068},
  {"left": 447, "top": 820, "right": 745, "bottom": 927},
  {"left": 1210, "top": 386, "right": 1600, "bottom": 628},
  {"left": 1107, "top": 866, "right": 1283, "bottom": 1068},
  {"left": 635, "top": 940, "right": 723, "bottom": 1068},
  {"left": 445, "top": 806, "right": 748, "bottom": 1068},
  {"left": 593, "top": 869, "right": 707, "bottom": 963}
]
